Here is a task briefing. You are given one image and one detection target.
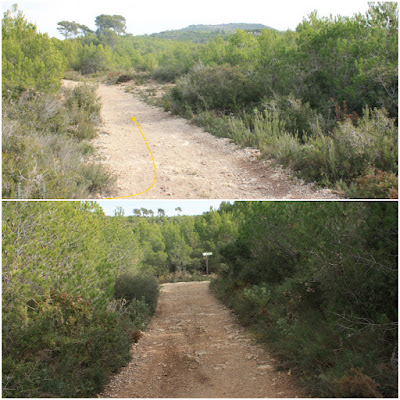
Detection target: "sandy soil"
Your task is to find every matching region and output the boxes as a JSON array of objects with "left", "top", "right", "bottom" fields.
[
  {"left": 63, "top": 80, "right": 339, "bottom": 199},
  {"left": 98, "top": 281, "right": 304, "bottom": 398}
]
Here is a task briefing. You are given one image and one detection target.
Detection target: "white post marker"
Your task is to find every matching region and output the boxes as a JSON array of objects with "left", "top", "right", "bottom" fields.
[{"left": 202, "top": 252, "right": 213, "bottom": 275}]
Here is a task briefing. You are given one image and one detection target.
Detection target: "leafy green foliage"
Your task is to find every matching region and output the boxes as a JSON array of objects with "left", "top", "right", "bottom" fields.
[
  {"left": 125, "top": 207, "right": 238, "bottom": 279},
  {"left": 57, "top": 21, "right": 79, "bottom": 39},
  {"left": 264, "top": 106, "right": 398, "bottom": 197},
  {"left": 114, "top": 272, "right": 159, "bottom": 314},
  {"left": 211, "top": 201, "right": 398, "bottom": 397},
  {"left": 156, "top": 5, "right": 397, "bottom": 197},
  {"left": 74, "top": 43, "right": 114, "bottom": 75},
  {"left": 169, "top": 63, "right": 261, "bottom": 113},
  {"left": 178, "top": 101, "right": 397, "bottom": 198},
  {"left": 65, "top": 83, "right": 102, "bottom": 140},
  {"left": 95, "top": 14, "right": 126, "bottom": 36},
  {"left": 3, "top": 290, "right": 133, "bottom": 398},
  {"left": 2, "top": 5, "right": 66, "bottom": 94},
  {"left": 2, "top": 202, "right": 160, "bottom": 397}
]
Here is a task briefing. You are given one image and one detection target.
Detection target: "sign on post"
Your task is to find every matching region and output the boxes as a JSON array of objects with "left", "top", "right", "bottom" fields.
[{"left": 202, "top": 252, "right": 213, "bottom": 275}]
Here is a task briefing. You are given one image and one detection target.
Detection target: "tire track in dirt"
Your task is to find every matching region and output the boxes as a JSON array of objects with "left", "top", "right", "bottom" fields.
[
  {"left": 98, "top": 281, "right": 304, "bottom": 398},
  {"left": 83, "top": 81, "right": 338, "bottom": 199}
]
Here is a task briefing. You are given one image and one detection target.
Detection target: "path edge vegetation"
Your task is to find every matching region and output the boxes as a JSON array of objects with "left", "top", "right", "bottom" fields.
[
  {"left": 2, "top": 5, "right": 114, "bottom": 199},
  {"left": 209, "top": 201, "right": 398, "bottom": 398},
  {"left": 2, "top": 202, "right": 161, "bottom": 397}
]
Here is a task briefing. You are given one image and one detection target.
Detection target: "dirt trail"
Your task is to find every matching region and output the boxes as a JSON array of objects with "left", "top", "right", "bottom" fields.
[
  {"left": 98, "top": 281, "right": 304, "bottom": 398},
  {"left": 65, "top": 80, "right": 338, "bottom": 199}
]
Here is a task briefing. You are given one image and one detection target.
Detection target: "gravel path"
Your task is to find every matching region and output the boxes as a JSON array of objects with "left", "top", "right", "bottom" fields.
[
  {"left": 98, "top": 281, "right": 304, "bottom": 398},
  {"left": 63, "top": 80, "right": 338, "bottom": 199}
]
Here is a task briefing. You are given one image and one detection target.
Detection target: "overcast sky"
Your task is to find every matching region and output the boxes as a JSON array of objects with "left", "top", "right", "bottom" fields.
[
  {"left": 3, "top": 0, "right": 372, "bottom": 38},
  {"left": 96, "top": 200, "right": 227, "bottom": 216}
]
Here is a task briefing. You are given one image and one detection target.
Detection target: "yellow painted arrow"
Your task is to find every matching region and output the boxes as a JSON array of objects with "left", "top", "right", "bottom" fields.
[{"left": 106, "top": 117, "right": 157, "bottom": 199}]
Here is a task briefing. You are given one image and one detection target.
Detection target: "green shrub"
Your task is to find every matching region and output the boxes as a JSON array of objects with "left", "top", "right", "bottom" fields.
[
  {"left": 73, "top": 44, "right": 113, "bottom": 75},
  {"left": 63, "top": 70, "right": 86, "bottom": 82},
  {"left": 263, "top": 107, "right": 398, "bottom": 197},
  {"left": 264, "top": 95, "right": 324, "bottom": 141},
  {"left": 171, "top": 63, "right": 262, "bottom": 113},
  {"left": 114, "top": 272, "right": 159, "bottom": 313},
  {"left": 65, "top": 83, "right": 101, "bottom": 140},
  {"left": 2, "top": 89, "right": 113, "bottom": 198},
  {"left": 2, "top": 5, "right": 66, "bottom": 95},
  {"left": 193, "top": 111, "right": 233, "bottom": 138},
  {"left": 152, "top": 64, "right": 188, "bottom": 82},
  {"left": 211, "top": 201, "right": 398, "bottom": 397},
  {"left": 2, "top": 291, "right": 132, "bottom": 398}
]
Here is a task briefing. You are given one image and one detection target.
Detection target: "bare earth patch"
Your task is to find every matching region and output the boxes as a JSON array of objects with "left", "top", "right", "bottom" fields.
[
  {"left": 98, "top": 281, "right": 304, "bottom": 398},
  {"left": 67, "top": 80, "right": 338, "bottom": 199}
]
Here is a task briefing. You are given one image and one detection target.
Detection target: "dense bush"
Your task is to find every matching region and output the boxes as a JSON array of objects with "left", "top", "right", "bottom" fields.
[
  {"left": 73, "top": 43, "right": 114, "bottom": 75},
  {"left": 2, "top": 291, "right": 132, "bottom": 398},
  {"left": 211, "top": 202, "right": 398, "bottom": 397},
  {"left": 188, "top": 103, "right": 398, "bottom": 198},
  {"left": 294, "top": 4, "right": 398, "bottom": 119},
  {"left": 263, "top": 95, "right": 325, "bottom": 140},
  {"left": 2, "top": 84, "right": 111, "bottom": 198},
  {"left": 151, "top": 64, "right": 189, "bottom": 82},
  {"left": 65, "top": 83, "right": 102, "bottom": 140},
  {"left": 114, "top": 272, "right": 159, "bottom": 313},
  {"left": 167, "top": 63, "right": 262, "bottom": 113},
  {"left": 157, "top": 4, "right": 397, "bottom": 198},
  {"left": 2, "top": 5, "right": 66, "bottom": 94},
  {"left": 266, "top": 107, "right": 398, "bottom": 197},
  {"left": 2, "top": 202, "right": 159, "bottom": 397},
  {"left": 164, "top": 84, "right": 397, "bottom": 199}
]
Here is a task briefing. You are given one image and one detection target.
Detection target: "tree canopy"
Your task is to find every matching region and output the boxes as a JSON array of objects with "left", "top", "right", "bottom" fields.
[
  {"left": 95, "top": 14, "right": 126, "bottom": 35},
  {"left": 2, "top": 5, "right": 65, "bottom": 93}
]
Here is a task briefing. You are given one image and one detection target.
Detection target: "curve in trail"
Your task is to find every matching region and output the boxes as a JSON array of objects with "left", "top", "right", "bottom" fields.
[
  {"left": 106, "top": 117, "right": 157, "bottom": 199},
  {"left": 98, "top": 281, "right": 304, "bottom": 398},
  {"left": 93, "top": 82, "right": 338, "bottom": 199}
]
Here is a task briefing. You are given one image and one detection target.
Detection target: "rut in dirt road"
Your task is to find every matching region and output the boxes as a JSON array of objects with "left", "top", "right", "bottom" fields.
[
  {"left": 98, "top": 281, "right": 303, "bottom": 398},
  {"left": 90, "top": 82, "right": 338, "bottom": 199}
]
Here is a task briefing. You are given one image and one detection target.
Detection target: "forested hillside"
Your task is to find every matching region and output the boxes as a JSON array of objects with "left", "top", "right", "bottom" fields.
[
  {"left": 179, "top": 23, "right": 268, "bottom": 32},
  {"left": 149, "top": 23, "right": 268, "bottom": 42},
  {"left": 2, "top": 3, "right": 398, "bottom": 198},
  {"left": 2, "top": 201, "right": 398, "bottom": 397}
]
